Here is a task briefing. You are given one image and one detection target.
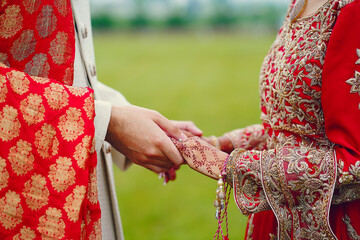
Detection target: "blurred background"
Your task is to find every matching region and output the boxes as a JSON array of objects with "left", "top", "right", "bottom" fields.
[{"left": 91, "top": 0, "right": 288, "bottom": 239}]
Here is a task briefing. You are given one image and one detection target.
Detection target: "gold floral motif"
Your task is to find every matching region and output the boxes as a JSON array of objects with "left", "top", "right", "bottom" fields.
[
  {"left": 0, "top": 157, "right": 9, "bottom": 191},
  {"left": 87, "top": 167, "right": 98, "bottom": 205},
  {"left": 80, "top": 220, "right": 86, "bottom": 240},
  {"left": 64, "top": 185, "right": 86, "bottom": 222},
  {"left": 0, "top": 74, "right": 8, "bottom": 103},
  {"left": 44, "top": 82, "right": 69, "bottom": 110},
  {"left": 74, "top": 135, "right": 92, "bottom": 169},
  {"left": 6, "top": 70, "right": 30, "bottom": 95},
  {"left": 23, "top": 0, "right": 42, "bottom": 14},
  {"left": 63, "top": 67, "right": 73, "bottom": 85},
  {"left": 8, "top": 139, "right": 34, "bottom": 176},
  {"left": 58, "top": 107, "right": 84, "bottom": 141},
  {"left": 1, "top": 1, "right": 7, "bottom": 8},
  {"left": 36, "top": 5, "right": 57, "bottom": 38},
  {"left": 54, "top": 0, "right": 68, "bottom": 17},
  {"left": 89, "top": 218, "right": 101, "bottom": 240},
  {"left": 23, "top": 174, "right": 49, "bottom": 211},
  {"left": 0, "top": 5, "right": 23, "bottom": 39},
  {"left": 35, "top": 124, "right": 59, "bottom": 159},
  {"left": 0, "top": 53, "right": 9, "bottom": 66},
  {"left": 33, "top": 76, "right": 50, "bottom": 84},
  {"left": 0, "top": 190, "right": 23, "bottom": 230},
  {"left": 13, "top": 226, "right": 36, "bottom": 240},
  {"left": 346, "top": 71, "right": 360, "bottom": 95},
  {"left": 20, "top": 94, "right": 45, "bottom": 125},
  {"left": 0, "top": 105, "right": 21, "bottom": 141},
  {"left": 24, "top": 53, "right": 50, "bottom": 78},
  {"left": 37, "top": 207, "right": 65, "bottom": 239},
  {"left": 49, "top": 32, "right": 70, "bottom": 65},
  {"left": 10, "top": 30, "right": 36, "bottom": 61},
  {"left": 67, "top": 86, "right": 88, "bottom": 97},
  {"left": 48, "top": 157, "right": 75, "bottom": 192},
  {"left": 83, "top": 95, "right": 94, "bottom": 120}
]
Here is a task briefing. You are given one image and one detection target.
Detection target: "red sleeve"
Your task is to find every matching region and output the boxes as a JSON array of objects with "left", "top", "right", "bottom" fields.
[{"left": 322, "top": 0, "right": 360, "bottom": 176}]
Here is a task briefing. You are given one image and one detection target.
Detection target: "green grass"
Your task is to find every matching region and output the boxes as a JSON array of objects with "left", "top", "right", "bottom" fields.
[{"left": 93, "top": 31, "right": 275, "bottom": 240}]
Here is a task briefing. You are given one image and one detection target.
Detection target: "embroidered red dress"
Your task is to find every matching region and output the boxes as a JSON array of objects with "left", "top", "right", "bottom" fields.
[
  {"left": 0, "top": 0, "right": 101, "bottom": 239},
  {"left": 223, "top": 0, "right": 360, "bottom": 239}
]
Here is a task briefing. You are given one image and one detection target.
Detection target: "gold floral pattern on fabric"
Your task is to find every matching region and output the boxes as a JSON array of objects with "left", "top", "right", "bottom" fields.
[
  {"left": 8, "top": 140, "right": 34, "bottom": 176},
  {"left": 54, "top": 0, "right": 69, "bottom": 17},
  {"left": 23, "top": 174, "right": 49, "bottom": 211},
  {"left": 87, "top": 168, "right": 98, "bottom": 205},
  {"left": 36, "top": 5, "right": 57, "bottom": 39},
  {"left": 0, "top": 53, "right": 9, "bottom": 66},
  {"left": 84, "top": 95, "right": 95, "bottom": 120},
  {"left": 89, "top": 219, "right": 101, "bottom": 240},
  {"left": 7, "top": 70, "right": 30, "bottom": 95},
  {"left": 0, "top": 105, "right": 20, "bottom": 141},
  {"left": 32, "top": 76, "right": 49, "bottom": 84},
  {"left": 0, "top": 75, "right": 8, "bottom": 103},
  {"left": 58, "top": 107, "right": 84, "bottom": 141},
  {"left": 74, "top": 135, "right": 92, "bottom": 169},
  {"left": 37, "top": 207, "right": 65, "bottom": 239},
  {"left": 64, "top": 185, "right": 86, "bottom": 222},
  {"left": 225, "top": 124, "right": 267, "bottom": 151},
  {"left": 44, "top": 82, "right": 69, "bottom": 110},
  {"left": 343, "top": 214, "right": 360, "bottom": 239},
  {"left": 35, "top": 124, "right": 59, "bottom": 159},
  {"left": 0, "top": 5, "right": 23, "bottom": 39},
  {"left": 345, "top": 49, "right": 360, "bottom": 109},
  {"left": 24, "top": 53, "right": 50, "bottom": 78},
  {"left": 67, "top": 85, "right": 88, "bottom": 97},
  {"left": 63, "top": 67, "right": 73, "bottom": 85},
  {"left": 20, "top": 94, "right": 45, "bottom": 125},
  {"left": 10, "top": 30, "right": 36, "bottom": 62},
  {"left": 48, "top": 157, "right": 76, "bottom": 193},
  {"left": 49, "top": 32, "right": 70, "bottom": 65},
  {"left": 23, "top": 0, "right": 41, "bottom": 14},
  {"left": 0, "top": 157, "right": 9, "bottom": 191},
  {"left": 13, "top": 226, "right": 36, "bottom": 240},
  {"left": 0, "top": 190, "right": 23, "bottom": 230}
]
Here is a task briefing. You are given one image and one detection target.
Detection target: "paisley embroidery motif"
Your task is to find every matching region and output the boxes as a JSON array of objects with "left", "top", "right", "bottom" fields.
[
  {"left": 88, "top": 168, "right": 98, "bottom": 205},
  {"left": 49, "top": 32, "right": 70, "bottom": 65},
  {"left": 10, "top": 30, "right": 36, "bottom": 62},
  {"left": 58, "top": 107, "right": 84, "bottom": 141},
  {"left": 8, "top": 139, "right": 34, "bottom": 176},
  {"left": 83, "top": 95, "right": 94, "bottom": 120},
  {"left": 0, "top": 74, "right": 8, "bottom": 103},
  {"left": 23, "top": 174, "right": 49, "bottom": 211},
  {"left": 23, "top": 0, "right": 42, "bottom": 14},
  {"left": 0, "top": 190, "right": 23, "bottom": 230},
  {"left": 20, "top": 93, "right": 45, "bottom": 125},
  {"left": 7, "top": 70, "right": 30, "bottom": 95},
  {"left": 64, "top": 185, "right": 86, "bottom": 222},
  {"left": 34, "top": 124, "right": 59, "bottom": 159},
  {"left": 36, "top": 5, "right": 57, "bottom": 39},
  {"left": 24, "top": 53, "right": 50, "bottom": 78},
  {"left": 44, "top": 82, "right": 69, "bottom": 110},
  {"left": 48, "top": 157, "right": 75, "bottom": 192},
  {"left": 54, "top": 0, "right": 68, "bottom": 17},
  {"left": 0, "top": 5, "right": 23, "bottom": 39},
  {"left": 0, "top": 105, "right": 20, "bottom": 142},
  {"left": 13, "top": 226, "right": 36, "bottom": 240},
  {"left": 37, "top": 207, "right": 65, "bottom": 239},
  {"left": 0, "top": 157, "right": 9, "bottom": 191},
  {"left": 74, "top": 135, "right": 92, "bottom": 169}
]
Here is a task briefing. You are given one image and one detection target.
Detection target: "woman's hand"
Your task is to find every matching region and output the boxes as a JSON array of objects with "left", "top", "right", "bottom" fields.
[{"left": 172, "top": 137, "right": 229, "bottom": 179}]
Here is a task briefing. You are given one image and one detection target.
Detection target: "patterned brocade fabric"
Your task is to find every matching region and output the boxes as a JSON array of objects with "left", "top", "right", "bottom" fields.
[
  {"left": 226, "top": 0, "right": 360, "bottom": 239},
  {"left": 0, "top": 1, "right": 101, "bottom": 239}
]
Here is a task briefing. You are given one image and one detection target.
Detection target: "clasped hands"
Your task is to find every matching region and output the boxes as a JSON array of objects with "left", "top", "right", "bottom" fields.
[{"left": 105, "top": 105, "right": 229, "bottom": 182}]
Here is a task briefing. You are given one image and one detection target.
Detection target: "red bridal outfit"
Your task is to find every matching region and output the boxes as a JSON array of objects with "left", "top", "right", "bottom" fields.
[
  {"left": 223, "top": 0, "right": 360, "bottom": 239},
  {"left": 0, "top": 0, "right": 101, "bottom": 239}
]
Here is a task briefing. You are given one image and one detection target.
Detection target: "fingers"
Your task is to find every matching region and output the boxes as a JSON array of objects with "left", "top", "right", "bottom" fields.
[
  {"left": 160, "top": 136, "right": 184, "bottom": 166},
  {"left": 152, "top": 112, "right": 184, "bottom": 140},
  {"left": 181, "top": 121, "right": 203, "bottom": 136}
]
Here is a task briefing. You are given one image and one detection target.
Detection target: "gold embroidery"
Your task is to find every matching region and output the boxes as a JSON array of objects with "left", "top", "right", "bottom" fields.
[
  {"left": 63, "top": 67, "right": 73, "bottom": 85},
  {"left": 58, "top": 107, "right": 84, "bottom": 141},
  {"left": 7, "top": 70, "right": 30, "bottom": 95},
  {"left": 0, "top": 190, "right": 23, "bottom": 230},
  {"left": 8, "top": 140, "right": 34, "bottom": 176},
  {"left": 49, "top": 32, "right": 70, "bottom": 65},
  {"left": 0, "top": 105, "right": 21, "bottom": 141},
  {"left": 87, "top": 167, "right": 98, "bottom": 205},
  {"left": 36, "top": 5, "right": 57, "bottom": 38},
  {"left": 0, "top": 53, "right": 9, "bottom": 66},
  {"left": 0, "top": 74, "right": 8, "bottom": 103},
  {"left": 10, "top": 30, "right": 36, "bottom": 61},
  {"left": 67, "top": 86, "right": 88, "bottom": 97},
  {"left": 346, "top": 71, "right": 360, "bottom": 95},
  {"left": 48, "top": 157, "right": 75, "bottom": 192},
  {"left": 0, "top": 1, "right": 7, "bottom": 8},
  {"left": 23, "top": 0, "right": 41, "bottom": 14},
  {"left": 0, "top": 5, "right": 23, "bottom": 39},
  {"left": 13, "top": 226, "right": 36, "bottom": 240},
  {"left": 54, "top": 0, "right": 68, "bottom": 17},
  {"left": 89, "top": 219, "right": 101, "bottom": 240},
  {"left": 24, "top": 53, "right": 50, "bottom": 78},
  {"left": 0, "top": 157, "right": 9, "bottom": 191},
  {"left": 35, "top": 124, "right": 59, "bottom": 159},
  {"left": 343, "top": 215, "right": 360, "bottom": 240},
  {"left": 64, "top": 185, "right": 86, "bottom": 222},
  {"left": 74, "top": 135, "right": 92, "bottom": 169},
  {"left": 23, "top": 174, "right": 49, "bottom": 211},
  {"left": 20, "top": 94, "right": 45, "bottom": 125},
  {"left": 83, "top": 95, "right": 94, "bottom": 120},
  {"left": 33, "top": 76, "right": 49, "bottom": 84},
  {"left": 245, "top": 214, "right": 254, "bottom": 240},
  {"left": 44, "top": 82, "right": 69, "bottom": 110},
  {"left": 37, "top": 207, "right": 65, "bottom": 239}
]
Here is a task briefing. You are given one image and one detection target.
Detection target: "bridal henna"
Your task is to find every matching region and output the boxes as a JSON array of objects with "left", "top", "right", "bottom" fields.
[
  {"left": 172, "top": 137, "right": 229, "bottom": 179},
  {"left": 202, "top": 135, "right": 234, "bottom": 154}
]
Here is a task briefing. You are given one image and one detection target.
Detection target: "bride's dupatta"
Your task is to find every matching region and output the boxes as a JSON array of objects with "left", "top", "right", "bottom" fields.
[{"left": 0, "top": 1, "right": 101, "bottom": 239}]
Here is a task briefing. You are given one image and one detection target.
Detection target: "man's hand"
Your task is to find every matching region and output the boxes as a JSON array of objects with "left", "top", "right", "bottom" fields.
[
  {"left": 105, "top": 105, "right": 187, "bottom": 173},
  {"left": 171, "top": 120, "right": 203, "bottom": 137}
]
